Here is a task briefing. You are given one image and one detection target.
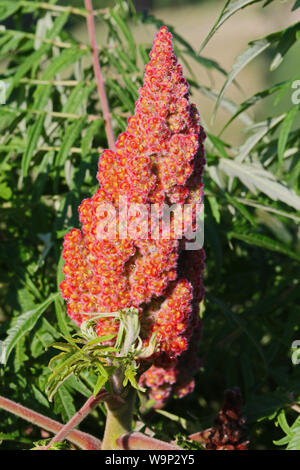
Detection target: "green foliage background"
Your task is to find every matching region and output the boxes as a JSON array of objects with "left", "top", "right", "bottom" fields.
[{"left": 0, "top": 0, "right": 300, "bottom": 450}]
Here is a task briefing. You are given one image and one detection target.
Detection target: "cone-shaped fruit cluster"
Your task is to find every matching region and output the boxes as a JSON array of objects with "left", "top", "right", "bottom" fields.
[{"left": 60, "top": 26, "right": 206, "bottom": 406}]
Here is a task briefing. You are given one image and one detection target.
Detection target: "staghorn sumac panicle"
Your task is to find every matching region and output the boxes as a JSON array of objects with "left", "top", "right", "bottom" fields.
[{"left": 60, "top": 26, "right": 206, "bottom": 407}]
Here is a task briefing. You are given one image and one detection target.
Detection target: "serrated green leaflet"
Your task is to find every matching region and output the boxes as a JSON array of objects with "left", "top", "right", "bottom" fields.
[
  {"left": 81, "top": 118, "right": 103, "bottom": 156},
  {"left": 228, "top": 231, "right": 300, "bottom": 261},
  {"left": 198, "top": 0, "right": 263, "bottom": 54},
  {"left": 219, "top": 156, "right": 300, "bottom": 210},
  {"left": 21, "top": 114, "right": 45, "bottom": 178},
  {"left": 277, "top": 106, "right": 298, "bottom": 171},
  {"left": 55, "top": 116, "right": 86, "bottom": 168},
  {"left": 270, "top": 22, "right": 300, "bottom": 71},
  {"left": 0, "top": 1, "right": 20, "bottom": 21},
  {"left": 0, "top": 293, "right": 58, "bottom": 365},
  {"left": 213, "top": 39, "right": 271, "bottom": 119},
  {"left": 109, "top": 9, "right": 136, "bottom": 61}
]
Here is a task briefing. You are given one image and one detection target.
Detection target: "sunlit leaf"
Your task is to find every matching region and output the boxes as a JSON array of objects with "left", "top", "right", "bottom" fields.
[{"left": 0, "top": 293, "right": 58, "bottom": 365}]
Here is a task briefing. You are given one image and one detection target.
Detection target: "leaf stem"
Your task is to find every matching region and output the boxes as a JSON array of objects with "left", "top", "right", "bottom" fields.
[
  {"left": 19, "top": 79, "right": 91, "bottom": 87},
  {"left": 84, "top": 0, "right": 116, "bottom": 151},
  {"left": 0, "top": 29, "right": 88, "bottom": 50},
  {"left": 0, "top": 395, "right": 101, "bottom": 450},
  {"left": 116, "top": 432, "right": 182, "bottom": 450},
  {"left": 1, "top": 105, "right": 99, "bottom": 122},
  {"left": 44, "top": 390, "right": 109, "bottom": 449},
  {"left": 0, "top": 144, "right": 102, "bottom": 155},
  {"left": 19, "top": 1, "right": 89, "bottom": 17}
]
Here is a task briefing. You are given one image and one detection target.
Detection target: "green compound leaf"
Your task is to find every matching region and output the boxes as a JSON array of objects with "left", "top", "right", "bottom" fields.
[
  {"left": 7, "top": 11, "right": 71, "bottom": 99},
  {"left": 46, "top": 308, "right": 158, "bottom": 400},
  {"left": 219, "top": 156, "right": 300, "bottom": 210}
]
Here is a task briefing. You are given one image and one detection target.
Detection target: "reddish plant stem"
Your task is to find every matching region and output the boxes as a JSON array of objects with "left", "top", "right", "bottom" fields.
[
  {"left": 84, "top": 0, "right": 116, "bottom": 151},
  {"left": 116, "top": 432, "right": 182, "bottom": 450},
  {"left": 0, "top": 395, "right": 101, "bottom": 450},
  {"left": 44, "top": 390, "right": 109, "bottom": 450}
]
